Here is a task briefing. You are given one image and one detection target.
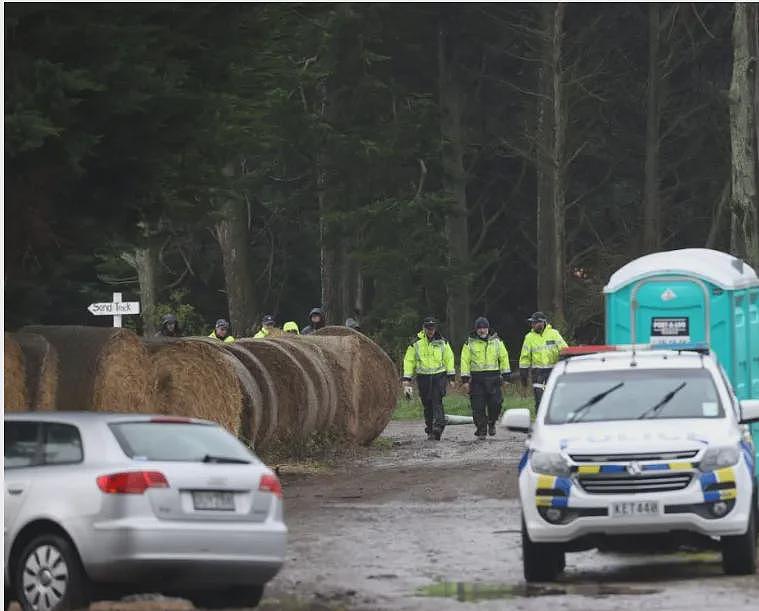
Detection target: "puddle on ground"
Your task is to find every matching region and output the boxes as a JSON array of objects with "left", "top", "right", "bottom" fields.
[{"left": 416, "top": 582, "right": 660, "bottom": 602}]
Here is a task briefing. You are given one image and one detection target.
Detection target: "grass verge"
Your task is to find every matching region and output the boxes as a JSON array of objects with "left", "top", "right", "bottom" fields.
[{"left": 393, "top": 386, "right": 535, "bottom": 420}]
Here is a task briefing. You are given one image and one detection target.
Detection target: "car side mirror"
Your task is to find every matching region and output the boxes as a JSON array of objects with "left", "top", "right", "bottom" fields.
[
  {"left": 502, "top": 408, "right": 531, "bottom": 433},
  {"left": 740, "top": 399, "right": 759, "bottom": 424}
]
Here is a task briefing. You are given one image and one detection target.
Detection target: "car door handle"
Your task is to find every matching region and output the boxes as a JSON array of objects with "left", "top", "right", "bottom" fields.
[{"left": 7, "top": 486, "right": 25, "bottom": 496}]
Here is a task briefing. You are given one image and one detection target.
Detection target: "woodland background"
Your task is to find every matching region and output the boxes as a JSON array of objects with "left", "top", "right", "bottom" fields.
[{"left": 5, "top": 3, "right": 758, "bottom": 361}]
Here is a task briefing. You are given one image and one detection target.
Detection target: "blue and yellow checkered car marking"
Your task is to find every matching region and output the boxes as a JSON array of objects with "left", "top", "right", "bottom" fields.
[
  {"left": 535, "top": 476, "right": 572, "bottom": 508},
  {"left": 699, "top": 467, "right": 737, "bottom": 503},
  {"left": 571, "top": 462, "right": 696, "bottom": 474}
]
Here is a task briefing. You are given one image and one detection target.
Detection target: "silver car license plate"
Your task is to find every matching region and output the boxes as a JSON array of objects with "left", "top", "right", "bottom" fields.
[
  {"left": 610, "top": 500, "right": 660, "bottom": 517},
  {"left": 192, "top": 490, "right": 235, "bottom": 511}
]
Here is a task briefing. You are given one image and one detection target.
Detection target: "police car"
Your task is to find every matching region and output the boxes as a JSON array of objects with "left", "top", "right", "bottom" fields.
[{"left": 504, "top": 344, "right": 759, "bottom": 581}]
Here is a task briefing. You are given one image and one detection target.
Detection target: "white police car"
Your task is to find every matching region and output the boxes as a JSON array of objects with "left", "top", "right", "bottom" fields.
[{"left": 505, "top": 345, "right": 759, "bottom": 581}]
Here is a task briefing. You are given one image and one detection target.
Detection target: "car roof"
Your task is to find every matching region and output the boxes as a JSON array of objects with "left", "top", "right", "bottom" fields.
[
  {"left": 562, "top": 349, "right": 709, "bottom": 374},
  {"left": 3, "top": 411, "right": 215, "bottom": 426}
]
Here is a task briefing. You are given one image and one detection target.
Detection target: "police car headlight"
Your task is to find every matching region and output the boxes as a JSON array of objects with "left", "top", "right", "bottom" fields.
[
  {"left": 699, "top": 446, "right": 740, "bottom": 472},
  {"left": 531, "top": 451, "right": 571, "bottom": 477}
]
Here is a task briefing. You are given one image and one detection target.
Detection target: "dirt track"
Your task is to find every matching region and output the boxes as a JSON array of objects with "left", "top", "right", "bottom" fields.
[{"left": 263, "top": 420, "right": 759, "bottom": 610}]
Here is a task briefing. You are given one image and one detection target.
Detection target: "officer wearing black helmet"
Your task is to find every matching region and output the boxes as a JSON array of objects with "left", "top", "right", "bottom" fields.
[
  {"left": 155, "top": 313, "right": 181, "bottom": 338},
  {"left": 518, "top": 311, "right": 567, "bottom": 407},
  {"left": 402, "top": 317, "right": 455, "bottom": 440}
]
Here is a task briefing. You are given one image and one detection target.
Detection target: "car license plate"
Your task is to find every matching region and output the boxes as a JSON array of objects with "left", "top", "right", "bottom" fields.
[
  {"left": 192, "top": 490, "right": 235, "bottom": 511},
  {"left": 610, "top": 500, "right": 660, "bottom": 517}
]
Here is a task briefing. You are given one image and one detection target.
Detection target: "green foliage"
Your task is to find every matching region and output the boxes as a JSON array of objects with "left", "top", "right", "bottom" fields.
[{"left": 393, "top": 391, "right": 535, "bottom": 421}]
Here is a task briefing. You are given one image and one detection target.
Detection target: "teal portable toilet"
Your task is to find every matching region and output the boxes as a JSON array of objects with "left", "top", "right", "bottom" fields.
[{"left": 604, "top": 248, "right": 759, "bottom": 474}]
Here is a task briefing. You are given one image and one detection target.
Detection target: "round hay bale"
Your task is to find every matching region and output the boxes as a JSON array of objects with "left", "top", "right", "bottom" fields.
[
  {"left": 13, "top": 332, "right": 59, "bottom": 411},
  {"left": 5, "top": 333, "right": 28, "bottom": 411},
  {"left": 21, "top": 326, "right": 151, "bottom": 413},
  {"left": 144, "top": 338, "right": 247, "bottom": 436},
  {"left": 312, "top": 326, "right": 398, "bottom": 444},
  {"left": 225, "top": 343, "right": 276, "bottom": 446},
  {"left": 269, "top": 336, "right": 338, "bottom": 432},
  {"left": 236, "top": 339, "right": 319, "bottom": 441}
]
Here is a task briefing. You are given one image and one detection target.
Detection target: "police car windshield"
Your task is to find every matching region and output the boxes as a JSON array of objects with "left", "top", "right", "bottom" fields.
[{"left": 545, "top": 369, "right": 723, "bottom": 424}]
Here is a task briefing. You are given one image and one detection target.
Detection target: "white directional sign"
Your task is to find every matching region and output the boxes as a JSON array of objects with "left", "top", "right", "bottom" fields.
[
  {"left": 87, "top": 302, "right": 140, "bottom": 315},
  {"left": 87, "top": 293, "right": 140, "bottom": 328}
]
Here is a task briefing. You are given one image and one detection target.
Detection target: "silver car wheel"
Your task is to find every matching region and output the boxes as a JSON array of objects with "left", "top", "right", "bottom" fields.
[{"left": 22, "top": 544, "right": 69, "bottom": 611}]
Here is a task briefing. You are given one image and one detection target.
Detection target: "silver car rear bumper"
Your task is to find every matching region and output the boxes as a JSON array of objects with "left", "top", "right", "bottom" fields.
[{"left": 83, "top": 518, "right": 287, "bottom": 586}]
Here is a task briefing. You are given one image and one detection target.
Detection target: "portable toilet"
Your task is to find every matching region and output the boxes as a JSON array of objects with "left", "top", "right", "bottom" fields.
[{"left": 604, "top": 248, "right": 759, "bottom": 474}]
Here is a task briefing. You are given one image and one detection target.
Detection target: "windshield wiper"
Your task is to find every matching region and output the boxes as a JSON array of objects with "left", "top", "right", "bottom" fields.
[
  {"left": 637, "top": 382, "right": 687, "bottom": 420},
  {"left": 202, "top": 454, "right": 250, "bottom": 464},
  {"left": 566, "top": 382, "right": 625, "bottom": 423}
]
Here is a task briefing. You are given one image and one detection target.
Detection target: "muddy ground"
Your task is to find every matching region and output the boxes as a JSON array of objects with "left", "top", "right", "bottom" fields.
[
  {"left": 12, "top": 420, "right": 757, "bottom": 610},
  {"left": 262, "top": 420, "right": 759, "bottom": 611}
]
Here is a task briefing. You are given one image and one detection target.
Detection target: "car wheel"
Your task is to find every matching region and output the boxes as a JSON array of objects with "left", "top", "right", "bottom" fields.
[
  {"left": 721, "top": 491, "right": 758, "bottom": 575},
  {"left": 188, "top": 585, "right": 264, "bottom": 609},
  {"left": 522, "top": 517, "right": 564, "bottom": 582},
  {"left": 14, "top": 533, "right": 88, "bottom": 611}
]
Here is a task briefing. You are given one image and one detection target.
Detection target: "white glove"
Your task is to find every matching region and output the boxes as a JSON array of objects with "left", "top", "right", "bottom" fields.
[{"left": 403, "top": 382, "right": 414, "bottom": 399}]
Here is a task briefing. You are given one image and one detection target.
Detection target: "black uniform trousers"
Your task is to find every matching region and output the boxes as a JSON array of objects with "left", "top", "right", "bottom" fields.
[
  {"left": 470, "top": 372, "right": 503, "bottom": 434},
  {"left": 531, "top": 367, "right": 553, "bottom": 409},
  {"left": 416, "top": 373, "right": 447, "bottom": 435}
]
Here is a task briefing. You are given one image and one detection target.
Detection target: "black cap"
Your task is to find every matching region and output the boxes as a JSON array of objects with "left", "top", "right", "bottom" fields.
[
  {"left": 215, "top": 318, "right": 229, "bottom": 329},
  {"left": 474, "top": 316, "right": 490, "bottom": 329},
  {"left": 262, "top": 314, "right": 275, "bottom": 325},
  {"left": 422, "top": 316, "right": 439, "bottom": 327},
  {"left": 309, "top": 307, "right": 323, "bottom": 317},
  {"left": 160, "top": 313, "right": 177, "bottom": 325},
  {"left": 528, "top": 311, "right": 548, "bottom": 323}
]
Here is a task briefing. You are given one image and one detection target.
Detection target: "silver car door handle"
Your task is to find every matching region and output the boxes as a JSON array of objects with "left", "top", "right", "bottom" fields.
[{"left": 7, "top": 487, "right": 25, "bottom": 495}]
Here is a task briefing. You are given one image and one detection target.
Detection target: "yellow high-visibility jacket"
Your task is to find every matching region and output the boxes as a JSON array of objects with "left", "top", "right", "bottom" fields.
[
  {"left": 403, "top": 330, "right": 455, "bottom": 380},
  {"left": 518, "top": 324, "right": 567, "bottom": 369},
  {"left": 460, "top": 333, "right": 510, "bottom": 379},
  {"left": 209, "top": 331, "right": 235, "bottom": 343},
  {"left": 253, "top": 327, "right": 270, "bottom": 339},
  {"left": 283, "top": 321, "right": 300, "bottom": 334}
]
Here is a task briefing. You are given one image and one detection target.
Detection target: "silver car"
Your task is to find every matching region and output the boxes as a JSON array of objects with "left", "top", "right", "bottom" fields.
[{"left": 4, "top": 412, "right": 287, "bottom": 610}]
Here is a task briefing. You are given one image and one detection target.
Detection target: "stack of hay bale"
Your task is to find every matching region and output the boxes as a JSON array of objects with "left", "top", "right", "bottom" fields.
[{"left": 5, "top": 325, "right": 398, "bottom": 448}]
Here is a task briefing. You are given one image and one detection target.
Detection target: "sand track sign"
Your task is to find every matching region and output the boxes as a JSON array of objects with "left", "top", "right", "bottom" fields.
[{"left": 87, "top": 292, "right": 140, "bottom": 328}]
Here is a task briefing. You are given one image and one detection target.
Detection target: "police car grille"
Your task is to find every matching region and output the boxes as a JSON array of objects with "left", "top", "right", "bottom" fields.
[
  {"left": 569, "top": 450, "right": 698, "bottom": 463},
  {"left": 578, "top": 473, "right": 692, "bottom": 494}
]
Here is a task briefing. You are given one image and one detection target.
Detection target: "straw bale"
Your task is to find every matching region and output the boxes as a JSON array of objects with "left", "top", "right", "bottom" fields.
[
  {"left": 21, "top": 326, "right": 151, "bottom": 412},
  {"left": 236, "top": 339, "right": 319, "bottom": 441},
  {"left": 270, "top": 337, "right": 337, "bottom": 431},
  {"left": 4, "top": 333, "right": 28, "bottom": 411},
  {"left": 13, "top": 332, "right": 58, "bottom": 411},
  {"left": 312, "top": 326, "right": 398, "bottom": 444},
  {"left": 144, "top": 338, "right": 245, "bottom": 435},
  {"left": 300, "top": 334, "right": 361, "bottom": 438},
  {"left": 224, "top": 343, "right": 278, "bottom": 445}
]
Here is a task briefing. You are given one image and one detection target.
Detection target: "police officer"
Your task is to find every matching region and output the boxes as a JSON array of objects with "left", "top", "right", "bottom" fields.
[
  {"left": 519, "top": 311, "right": 567, "bottom": 408},
  {"left": 254, "top": 314, "right": 276, "bottom": 338},
  {"left": 460, "top": 317, "right": 511, "bottom": 439},
  {"left": 209, "top": 319, "right": 235, "bottom": 343},
  {"left": 155, "top": 313, "right": 181, "bottom": 337},
  {"left": 402, "top": 317, "right": 455, "bottom": 440},
  {"left": 283, "top": 321, "right": 300, "bottom": 334},
  {"left": 302, "top": 307, "right": 325, "bottom": 335}
]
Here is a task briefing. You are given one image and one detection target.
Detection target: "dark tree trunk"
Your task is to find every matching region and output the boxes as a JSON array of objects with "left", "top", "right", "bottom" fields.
[
  {"left": 215, "top": 195, "right": 257, "bottom": 336},
  {"left": 439, "top": 12, "right": 470, "bottom": 350},
  {"left": 133, "top": 245, "right": 159, "bottom": 336},
  {"left": 642, "top": 3, "right": 662, "bottom": 253},
  {"left": 729, "top": 3, "right": 759, "bottom": 268},
  {"left": 536, "top": 2, "right": 566, "bottom": 326}
]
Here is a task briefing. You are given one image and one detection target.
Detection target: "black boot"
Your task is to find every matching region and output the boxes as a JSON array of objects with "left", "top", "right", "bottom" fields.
[{"left": 488, "top": 423, "right": 496, "bottom": 436}]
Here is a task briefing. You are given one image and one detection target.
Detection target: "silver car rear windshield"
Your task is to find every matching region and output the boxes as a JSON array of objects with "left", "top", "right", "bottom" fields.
[
  {"left": 109, "top": 421, "right": 255, "bottom": 463},
  {"left": 545, "top": 369, "right": 724, "bottom": 424}
]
